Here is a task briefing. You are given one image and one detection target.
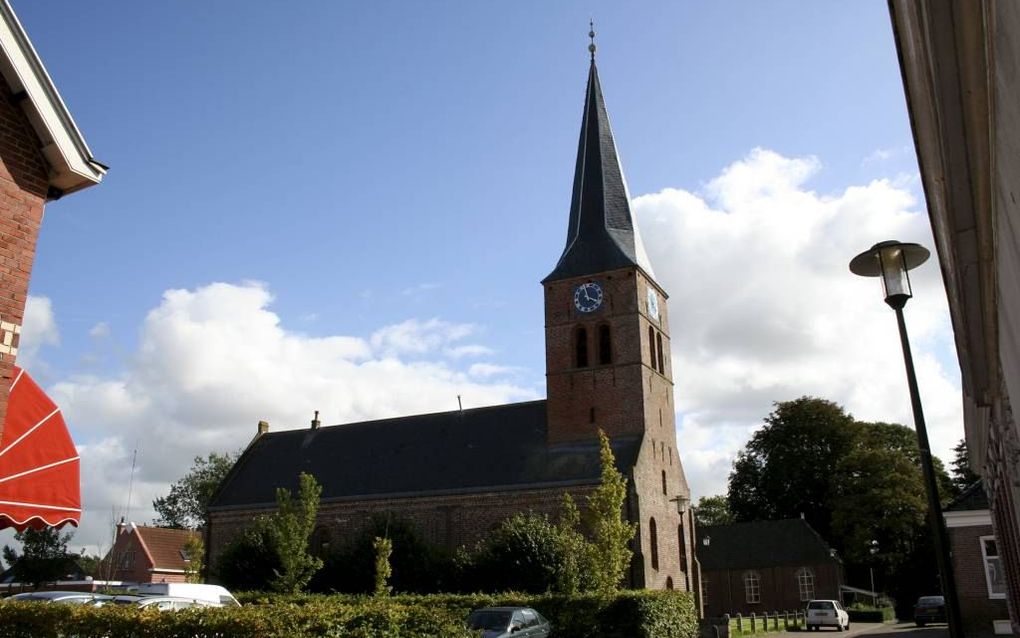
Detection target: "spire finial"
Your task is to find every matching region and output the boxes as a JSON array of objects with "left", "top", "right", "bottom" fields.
[{"left": 588, "top": 20, "right": 596, "bottom": 60}]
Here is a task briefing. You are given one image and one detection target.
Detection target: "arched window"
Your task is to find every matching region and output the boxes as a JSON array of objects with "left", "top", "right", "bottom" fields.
[
  {"left": 666, "top": 576, "right": 674, "bottom": 590},
  {"left": 796, "top": 567, "right": 815, "bottom": 601},
  {"left": 648, "top": 326, "right": 656, "bottom": 371},
  {"left": 649, "top": 517, "right": 659, "bottom": 570},
  {"left": 656, "top": 332, "right": 665, "bottom": 373},
  {"left": 598, "top": 324, "right": 612, "bottom": 364},
  {"left": 661, "top": 470, "right": 668, "bottom": 495},
  {"left": 575, "top": 327, "right": 588, "bottom": 368},
  {"left": 744, "top": 571, "right": 761, "bottom": 603},
  {"left": 678, "top": 523, "right": 687, "bottom": 568}
]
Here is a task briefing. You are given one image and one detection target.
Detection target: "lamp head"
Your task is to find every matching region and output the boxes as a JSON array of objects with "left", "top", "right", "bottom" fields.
[{"left": 849, "top": 240, "right": 930, "bottom": 309}]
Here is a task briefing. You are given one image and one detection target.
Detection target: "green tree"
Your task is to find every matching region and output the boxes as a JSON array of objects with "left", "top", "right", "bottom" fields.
[
  {"left": 949, "top": 438, "right": 980, "bottom": 495},
  {"left": 585, "top": 429, "right": 637, "bottom": 593},
  {"left": 266, "top": 472, "right": 324, "bottom": 593},
  {"left": 728, "top": 397, "right": 858, "bottom": 541},
  {"left": 214, "top": 519, "right": 279, "bottom": 591},
  {"left": 373, "top": 536, "right": 392, "bottom": 596},
  {"left": 182, "top": 532, "right": 204, "bottom": 584},
  {"left": 474, "top": 513, "right": 564, "bottom": 593},
  {"left": 153, "top": 451, "right": 238, "bottom": 529},
  {"left": 2, "top": 527, "right": 74, "bottom": 588},
  {"left": 694, "top": 495, "right": 733, "bottom": 527},
  {"left": 554, "top": 493, "right": 590, "bottom": 594}
]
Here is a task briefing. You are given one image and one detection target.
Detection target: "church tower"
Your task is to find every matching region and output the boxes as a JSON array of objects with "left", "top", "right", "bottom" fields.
[{"left": 543, "top": 36, "right": 695, "bottom": 592}]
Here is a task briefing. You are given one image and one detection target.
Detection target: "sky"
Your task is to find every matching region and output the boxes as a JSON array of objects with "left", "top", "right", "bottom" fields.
[{"left": 6, "top": 1, "right": 964, "bottom": 556}]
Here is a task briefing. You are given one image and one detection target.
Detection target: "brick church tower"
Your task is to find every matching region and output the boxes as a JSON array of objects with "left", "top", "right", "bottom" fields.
[{"left": 542, "top": 46, "right": 693, "bottom": 591}]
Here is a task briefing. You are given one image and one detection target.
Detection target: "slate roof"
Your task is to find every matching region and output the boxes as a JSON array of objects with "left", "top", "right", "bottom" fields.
[
  {"left": 945, "top": 480, "right": 988, "bottom": 511},
  {"left": 210, "top": 400, "right": 641, "bottom": 510},
  {"left": 134, "top": 526, "right": 194, "bottom": 571},
  {"left": 698, "top": 519, "right": 840, "bottom": 571},
  {"left": 544, "top": 59, "right": 655, "bottom": 283}
]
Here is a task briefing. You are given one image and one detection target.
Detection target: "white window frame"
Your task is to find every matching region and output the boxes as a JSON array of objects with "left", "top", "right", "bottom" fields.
[
  {"left": 744, "top": 570, "right": 761, "bottom": 604},
  {"left": 980, "top": 535, "right": 1007, "bottom": 599},
  {"left": 797, "top": 567, "right": 815, "bottom": 601}
]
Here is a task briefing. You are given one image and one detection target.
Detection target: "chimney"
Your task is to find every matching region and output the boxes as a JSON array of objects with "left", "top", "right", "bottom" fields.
[
  {"left": 257, "top": 420, "right": 269, "bottom": 436},
  {"left": 116, "top": 516, "right": 126, "bottom": 536},
  {"left": 311, "top": 410, "right": 321, "bottom": 430}
]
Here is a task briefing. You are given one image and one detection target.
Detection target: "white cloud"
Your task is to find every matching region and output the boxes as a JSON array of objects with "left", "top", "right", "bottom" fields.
[
  {"left": 42, "top": 283, "right": 536, "bottom": 554},
  {"left": 88, "top": 322, "right": 111, "bottom": 339},
  {"left": 634, "top": 148, "right": 963, "bottom": 500},
  {"left": 468, "top": 363, "right": 522, "bottom": 378},
  {"left": 18, "top": 295, "right": 59, "bottom": 370}
]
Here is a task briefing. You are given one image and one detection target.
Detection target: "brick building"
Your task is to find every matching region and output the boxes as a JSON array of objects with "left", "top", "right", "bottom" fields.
[
  {"left": 944, "top": 482, "right": 1011, "bottom": 636},
  {"left": 101, "top": 522, "right": 198, "bottom": 585},
  {"left": 0, "top": 0, "right": 105, "bottom": 437},
  {"left": 697, "top": 519, "right": 844, "bottom": 618},
  {"left": 889, "top": 1, "right": 1020, "bottom": 630},
  {"left": 208, "top": 51, "right": 696, "bottom": 592}
]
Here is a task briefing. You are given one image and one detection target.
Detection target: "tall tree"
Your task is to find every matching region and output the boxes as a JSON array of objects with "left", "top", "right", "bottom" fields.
[
  {"left": 2, "top": 527, "right": 74, "bottom": 588},
  {"left": 585, "top": 429, "right": 637, "bottom": 593},
  {"left": 728, "top": 397, "right": 858, "bottom": 541},
  {"left": 153, "top": 451, "right": 238, "bottom": 529},
  {"left": 182, "top": 533, "right": 204, "bottom": 584},
  {"left": 949, "top": 438, "right": 980, "bottom": 495},
  {"left": 266, "top": 472, "right": 324, "bottom": 593},
  {"left": 694, "top": 495, "right": 733, "bottom": 527}
]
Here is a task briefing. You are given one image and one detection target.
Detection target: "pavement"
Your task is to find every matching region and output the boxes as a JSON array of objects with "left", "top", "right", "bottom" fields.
[{"left": 788, "top": 622, "right": 948, "bottom": 638}]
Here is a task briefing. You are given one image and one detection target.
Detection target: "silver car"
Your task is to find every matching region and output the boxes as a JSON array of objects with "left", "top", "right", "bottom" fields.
[
  {"left": 466, "top": 607, "right": 551, "bottom": 638},
  {"left": 6, "top": 591, "right": 111, "bottom": 606}
]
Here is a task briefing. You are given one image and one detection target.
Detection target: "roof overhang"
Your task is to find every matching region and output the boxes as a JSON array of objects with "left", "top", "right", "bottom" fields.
[
  {"left": 0, "top": 0, "right": 105, "bottom": 197},
  {"left": 944, "top": 508, "right": 993, "bottom": 528},
  {"left": 887, "top": 1, "right": 998, "bottom": 469}
]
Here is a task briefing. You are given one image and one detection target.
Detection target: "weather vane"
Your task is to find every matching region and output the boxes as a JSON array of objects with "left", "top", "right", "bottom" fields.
[{"left": 589, "top": 20, "right": 596, "bottom": 59}]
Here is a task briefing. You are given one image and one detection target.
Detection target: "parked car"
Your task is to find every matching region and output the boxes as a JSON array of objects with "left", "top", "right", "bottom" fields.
[
  {"left": 134, "top": 596, "right": 221, "bottom": 611},
  {"left": 466, "top": 606, "right": 551, "bottom": 638},
  {"left": 132, "top": 583, "right": 240, "bottom": 607},
  {"left": 6, "top": 591, "right": 110, "bottom": 606},
  {"left": 805, "top": 599, "right": 849, "bottom": 631},
  {"left": 913, "top": 595, "right": 946, "bottom": 626}
]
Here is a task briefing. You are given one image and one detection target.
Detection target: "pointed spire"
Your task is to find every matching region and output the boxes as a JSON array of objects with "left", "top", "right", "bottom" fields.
[{"left": 544, "top": 37, "right": 654, "bottom": 283}]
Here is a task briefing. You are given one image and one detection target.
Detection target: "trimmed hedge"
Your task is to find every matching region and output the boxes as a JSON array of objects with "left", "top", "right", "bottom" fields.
[
  {"left": 0, "top": 590, "right": 697, "bottom": 638},
  {"left": 848, "top": 607, "right": 895, "bottom": 622}
]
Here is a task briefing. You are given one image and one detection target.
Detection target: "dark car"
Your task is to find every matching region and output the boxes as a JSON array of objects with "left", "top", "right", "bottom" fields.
[
  {"left": 914, "top": 595, "right": 946, "bottom": 626},
  {"left": 467, "top": 606, "right": 551, "bottom": 638}
]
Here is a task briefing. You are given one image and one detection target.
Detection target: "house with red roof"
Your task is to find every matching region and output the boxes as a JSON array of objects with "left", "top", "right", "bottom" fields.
[{"left": 100, "top": 522, "right": 197, "bottom": 584}]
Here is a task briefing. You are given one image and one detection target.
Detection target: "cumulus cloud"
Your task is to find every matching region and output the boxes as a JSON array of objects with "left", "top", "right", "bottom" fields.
[
  {"left": 634, "top": 148, "right": 962, "bottom": 500},
  {"left": 45, "top": 283, "right": 536, "bottom": 554},
  {"left": 18, "top": 295, "right": 59, "bottom": 370}
]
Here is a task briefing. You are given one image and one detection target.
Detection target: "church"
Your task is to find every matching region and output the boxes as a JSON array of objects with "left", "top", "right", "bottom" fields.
[{"left": 207, "top": 42, "right": 696, "bottom": 592}]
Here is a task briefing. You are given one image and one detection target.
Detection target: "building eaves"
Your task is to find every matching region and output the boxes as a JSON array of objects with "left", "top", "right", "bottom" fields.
[{"left": 0, "top": 0, "right": 106, "bottom": 196}]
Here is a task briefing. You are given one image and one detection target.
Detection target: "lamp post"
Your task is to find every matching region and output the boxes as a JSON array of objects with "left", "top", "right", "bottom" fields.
[
  {"left": 869, "top": 540, "right": 879, "bottom": 607},
  {"left": 849, "top": 240, "right": 962, "bottom": 638}
]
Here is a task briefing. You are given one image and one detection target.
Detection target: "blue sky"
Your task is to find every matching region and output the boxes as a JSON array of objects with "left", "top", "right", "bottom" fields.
[{"left": 10, "top": 1, "right": 960, "bottom": 554}]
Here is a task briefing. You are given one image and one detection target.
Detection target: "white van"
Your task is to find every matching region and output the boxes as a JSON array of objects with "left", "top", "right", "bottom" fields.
[{"left": 133, "top": 583, "right": 240, "bottom": 607}]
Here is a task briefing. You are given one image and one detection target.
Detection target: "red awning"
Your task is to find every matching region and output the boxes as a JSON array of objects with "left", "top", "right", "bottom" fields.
[{"left": 0, "top": 366, "right": 80, "bottom": 530}]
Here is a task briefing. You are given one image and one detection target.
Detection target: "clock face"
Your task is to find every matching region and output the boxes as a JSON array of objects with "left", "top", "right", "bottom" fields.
[
  {"left": 647, "top": 288, "right": 659, "bottom": 320},
  {"left": 573, "top": 282, "right": 604, "bottom": 313}
]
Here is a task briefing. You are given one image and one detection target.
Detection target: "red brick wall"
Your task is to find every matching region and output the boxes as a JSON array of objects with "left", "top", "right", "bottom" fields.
[
  {"left": 702, "top": 562, "right": 843, "bottom": 617},
  {"left": 950, "top": 522, "right": 1010, "bottom": 637},
  {"left": 0, "top": 83, "right": 51, "bottom": 438}
]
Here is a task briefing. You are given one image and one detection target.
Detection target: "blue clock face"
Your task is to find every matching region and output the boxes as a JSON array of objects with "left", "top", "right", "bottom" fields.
[{"left": 574, "top": 282, "right": 604, "bottom": 313}]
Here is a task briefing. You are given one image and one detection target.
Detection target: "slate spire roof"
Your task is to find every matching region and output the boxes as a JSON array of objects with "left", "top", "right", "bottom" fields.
[{"left": 544, "top": 57, "right": 654, "bottom": 283}]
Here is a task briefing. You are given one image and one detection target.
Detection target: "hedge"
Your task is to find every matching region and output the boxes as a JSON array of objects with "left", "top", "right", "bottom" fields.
[
  {"left": 848, "top": 607, "right": 895, "bottom": 622},
  {"left": 0, "top": 590, "right": 697, "bottom": 638}
]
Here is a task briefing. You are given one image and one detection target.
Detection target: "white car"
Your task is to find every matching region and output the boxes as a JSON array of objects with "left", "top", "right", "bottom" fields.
[{"left": 805, "top": 599, "right": 849, "bottom": 631}]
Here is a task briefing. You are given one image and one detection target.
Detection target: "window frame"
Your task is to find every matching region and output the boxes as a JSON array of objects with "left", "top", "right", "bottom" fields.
[
  {"left": 980, "top": 535, "right": 1007, "bottom": 599},
  {"left": 744, "top": 570, "right": 761, "bottom": 604},
  {"left": 796, "top": 567, "right": 815, "bottom": 602}
]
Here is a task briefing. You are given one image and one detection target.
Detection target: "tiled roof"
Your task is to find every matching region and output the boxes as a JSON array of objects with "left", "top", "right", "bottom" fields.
[
  {"left": 698, "top": 519, "right": 840, "bottom": 571},
  {"left": 210, "top": 400, "right": 641, "bottom": 510},
  {"left": 544, "top": 60, "right": 654, "bottom": 283},
  {"left": 134, "top": 526, "right": 194, "bottom": 571},
  {"left": 945, "top": 480, "right": 988, "bottom": 511}
]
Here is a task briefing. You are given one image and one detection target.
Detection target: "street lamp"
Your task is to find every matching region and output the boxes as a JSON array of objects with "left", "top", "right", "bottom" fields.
[
  {"left": 670, "top": 495, "right": 691, "bottom": 515},
  {"left": 849, "top": 240, "right": 962, "bottom": 638}
]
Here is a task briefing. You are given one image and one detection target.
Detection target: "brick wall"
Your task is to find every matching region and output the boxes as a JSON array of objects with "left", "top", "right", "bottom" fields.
[
  {"left": 0, "top": 83, "right": 50, "bottom": 438},
  {"left": 949, "top": 522, "right": 1010, "bottom": 637},
  {"left": 702, "top": 562, "right": 843, "bottom": 617}
]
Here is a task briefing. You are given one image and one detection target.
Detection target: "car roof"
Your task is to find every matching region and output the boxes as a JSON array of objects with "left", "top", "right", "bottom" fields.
[
  {"left": 10, "top": 591, "right": 100, "bottom": 599},
  {"left": 472, "top": 606, "right": 534, "bottom": 612}
]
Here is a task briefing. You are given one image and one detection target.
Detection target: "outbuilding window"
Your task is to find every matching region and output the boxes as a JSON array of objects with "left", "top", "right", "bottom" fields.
[
  {"left": 744, "top": 571, "right": 761, "bottom": 604},
  {"left": 796, "top": 567, "right": 815, "bottom": 601},
  {"left": 981, "top": 536, "right": 1007, "bottom": 598}
]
